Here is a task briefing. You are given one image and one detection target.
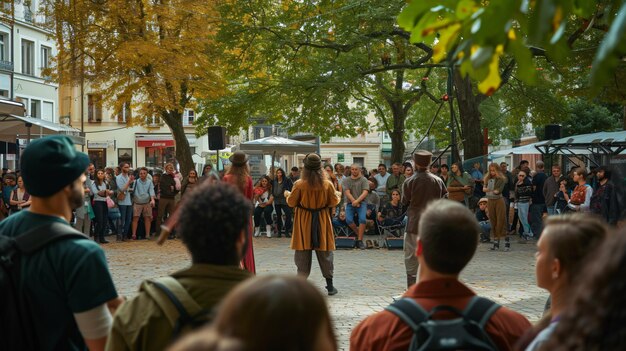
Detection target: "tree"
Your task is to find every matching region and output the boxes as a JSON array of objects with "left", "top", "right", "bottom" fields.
[
  {"left": 44, "top": 0, "right": 224, "bottom": 174},
  {"left": 198, "top": 1, "right": 448, "bottom": 163},
  {"left": 398, "top": 0, "right": 626, "bottom": 97},
  {"left": 398, "top": 1, "right": 626, "bottom": 158}
]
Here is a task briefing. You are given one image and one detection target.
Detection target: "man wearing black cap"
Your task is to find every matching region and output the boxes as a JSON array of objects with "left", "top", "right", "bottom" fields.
[
  {"left": 0, "top": 135, "right": 122, "bottom": 350},
  {"left": 401, "top": 150, "right": 447, "bottom": 288}
]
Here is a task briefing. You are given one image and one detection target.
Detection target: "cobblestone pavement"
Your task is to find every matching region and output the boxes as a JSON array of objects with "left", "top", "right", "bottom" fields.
[{"left": 104, "top": 234, "right": 545, "bottom": 351}]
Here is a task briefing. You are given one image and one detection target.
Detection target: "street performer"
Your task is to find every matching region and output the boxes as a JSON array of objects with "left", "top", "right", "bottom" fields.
[
  {"left": 402, "top": 150, "right": 448, "bottom": 288},
  {"left": 286, "top": 153, "right": 341, "bottom": 295}
]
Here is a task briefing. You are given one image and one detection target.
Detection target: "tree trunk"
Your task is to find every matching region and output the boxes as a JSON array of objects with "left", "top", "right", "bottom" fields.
[
  {"left": 390, "top": 101, "right": 406, "bottom": 164},
  {"left": 454, "top": 71, "right": 485, "bottom": 160},
  {"left": 162, "top": 111, "right": 194, "bottom": 176}
]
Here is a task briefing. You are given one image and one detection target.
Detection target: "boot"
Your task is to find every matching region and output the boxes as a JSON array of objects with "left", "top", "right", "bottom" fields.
[
  {"left": 266, "top": 225, "right": 272, "bottom": 238},
  {"left": 254, "top": 227, "right": 261, "bottom": 237},
  {"left": 277, "top": 227, "right": 282, "bottom": 238},
  {"left": 489, "top": 239, "right": 500, "bottom": 251},
  {"left": 325, "top": 278, "right": 338, "bottom": 296},
  {"left": 504, "top": 237, "right": 511, "bottom": 252},
  {"left": 407, "top": 274, "right": 417, "bottom": 289}
]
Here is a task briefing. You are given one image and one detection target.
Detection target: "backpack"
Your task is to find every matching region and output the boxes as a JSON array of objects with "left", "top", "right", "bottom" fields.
[
  {"left": 140, "top": 276, "right": 213, "bottom": 341},
  {"left": 385, "top": 296, "right": 501, "bottom": 351},
  {"left": 0, "top": 222, "right": 88, "bottom": 350}
]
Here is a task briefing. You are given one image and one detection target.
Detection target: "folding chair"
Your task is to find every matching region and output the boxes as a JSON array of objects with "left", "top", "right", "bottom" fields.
[{"left": 376, "top": 219, "right": 406, "bottom": 249}]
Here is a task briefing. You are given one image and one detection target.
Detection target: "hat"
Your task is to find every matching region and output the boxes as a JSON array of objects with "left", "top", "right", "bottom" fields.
[
  {"left": 303, "top": 153, "right": 322, "bottom": 170},
  {"left": 229, "top": 151, "right": 248, "bottom": 166},
  {"left": 412, "top": 150, "right": 433, "bottom": 168},
  {"left": 21, "top": 135, "right": 89, "bottom": 197},
  {"left": 478, "top": 198, "right": 488, "bottom": 204}
]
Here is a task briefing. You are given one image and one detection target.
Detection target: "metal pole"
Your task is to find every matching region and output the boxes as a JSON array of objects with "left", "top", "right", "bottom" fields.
[
  {"left": 447, "top": 66, "right": 457, "bottom": 165},
  {"left": 216, "top": 149, "right": 220, "bottom": 172}
]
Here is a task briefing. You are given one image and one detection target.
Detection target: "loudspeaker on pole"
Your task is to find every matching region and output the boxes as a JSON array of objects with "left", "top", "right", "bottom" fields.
[
  {"left": 544, "top": 125, "right": 561, "bottom": 140},
  {"left": 207, "top": 126, "right": 226, "bottom": 150}
]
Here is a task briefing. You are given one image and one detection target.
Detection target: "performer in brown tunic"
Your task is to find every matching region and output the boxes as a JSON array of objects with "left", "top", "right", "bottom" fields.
[{"left": 286, "top": 154, "right": 341, "bottom": 295}]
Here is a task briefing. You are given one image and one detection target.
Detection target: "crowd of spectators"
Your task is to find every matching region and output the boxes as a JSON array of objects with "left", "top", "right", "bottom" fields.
[{"left": 2, "top": 136, "right": 626, "bottom": 351}]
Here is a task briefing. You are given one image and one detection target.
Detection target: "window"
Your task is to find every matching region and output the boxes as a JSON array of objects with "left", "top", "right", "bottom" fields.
[
  {"left": 118, "top": 148, "right": 133, "bottom": 166},
  {"left": 0, "top": 34, "right": 5, "bottom": 61},
  {"left": 40, "top": 45, "right": 51, "bottom": 72},
  {"left": 183, "top": 109, "right": 195, "bottom": 126},
  {"left": 87, "top": 94, "right": 103, "bottom": 123},
  {"left": 42, "top": 102, "right": 54, "bottom": 121},
  {"left": 148, "top": 116, "right": 162, "bottom": 126},
  {"left": 145, "top": 146, "right": 176, "bottom": 169},
  {"left": 353, "top": 157, "right": 364, "bottom": 166},
  {"left": 117, "top": 102, "right": 131, "bottom": 123},
  {"left": 88, "top": 149, "right": 106, "bottom": 169},
  {"left": 21, "top": 40, "right": 34, "bottom": 75},
  {"left": 30, "top": 99, "right": 41, "bottom": 118}
]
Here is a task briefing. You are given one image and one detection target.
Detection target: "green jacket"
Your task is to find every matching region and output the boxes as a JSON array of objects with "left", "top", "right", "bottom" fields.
[
  {"left": 106, "top": 264, "right": 251, "bottom": 351},
  {"left": 386, "top": 174, "right": 406, "bottom": 196}
]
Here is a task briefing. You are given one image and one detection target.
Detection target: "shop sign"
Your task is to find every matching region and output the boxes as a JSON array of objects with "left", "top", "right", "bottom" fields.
[
  {"left": 87, "top": 141, "right": 110, "bottom": 149},
  {"left": 137, "top": 140, "right": 175, "bottom": 147},
  {"left": 337, "top": 153, "right": 345, "bottom": 162}
]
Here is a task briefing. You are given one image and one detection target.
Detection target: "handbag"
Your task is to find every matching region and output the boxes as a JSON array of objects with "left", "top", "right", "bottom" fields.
[
  {"left": 106, "top": 196, "right": 115, "bottom": 209},
  {"left": 117, "top": 191, "right": 126, "bottom": 201}
]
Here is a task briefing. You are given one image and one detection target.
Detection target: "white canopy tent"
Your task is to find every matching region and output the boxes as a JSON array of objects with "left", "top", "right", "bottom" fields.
[
  {"left": 235, "top": 136, "right": 318, "bottom": 176},
  {"left": 490, "top": 141, "right": 553, "bottom": 156},
  {"left": 236, "top": 136, "right": 318, "bottom": 154}
]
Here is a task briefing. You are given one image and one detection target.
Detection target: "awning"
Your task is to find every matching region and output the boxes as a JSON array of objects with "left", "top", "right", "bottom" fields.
[
  {"left": 0, "top": 114, "right": 84, "bottom": 145},
  {"left": 135, "top": 133, "right": 195, "bottom": 148}
]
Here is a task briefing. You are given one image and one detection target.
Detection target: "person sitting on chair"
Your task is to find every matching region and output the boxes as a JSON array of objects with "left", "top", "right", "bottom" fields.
[
  {"left": 377, "top": 189, "right": 407, "bottom": 227},
  {"left": 332, "top": 210, "right": 352, "bottom": 236}
]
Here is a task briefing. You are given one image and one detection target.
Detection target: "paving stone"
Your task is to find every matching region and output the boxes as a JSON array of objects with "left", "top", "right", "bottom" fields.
[{"left": 103, "top": 235, "right": 545, "bottom": 350}]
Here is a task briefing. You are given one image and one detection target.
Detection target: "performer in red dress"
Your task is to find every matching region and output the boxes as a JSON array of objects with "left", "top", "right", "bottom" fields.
[{"left": 222, "top": 151, "right": 256, "bottom": 274}]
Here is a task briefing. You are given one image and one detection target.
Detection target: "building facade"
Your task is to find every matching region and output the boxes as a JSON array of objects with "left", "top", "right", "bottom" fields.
[
  {"left": 0, "top": 1, "right": 59, "bottom": 169},
  {"left": 59, "top": 83, "right": 204, "bottom": 170}
]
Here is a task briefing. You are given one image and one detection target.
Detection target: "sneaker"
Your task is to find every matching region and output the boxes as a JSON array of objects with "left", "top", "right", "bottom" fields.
[
  {"left": 365, "top": 239, "right": 374, "bottom": 249},
  {"left": 357, "top": 240, "right": 366, "bottom": 250}
]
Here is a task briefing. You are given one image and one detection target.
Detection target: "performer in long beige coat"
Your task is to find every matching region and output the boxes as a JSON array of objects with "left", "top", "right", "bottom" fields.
[{"left": 286, "top": 153, "right": 341, "bottom": 295}]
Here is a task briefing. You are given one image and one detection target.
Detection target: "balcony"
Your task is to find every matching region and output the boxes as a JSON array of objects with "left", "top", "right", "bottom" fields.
[{"left": 0, "top": 60, "right": 13, "bottom": 72}]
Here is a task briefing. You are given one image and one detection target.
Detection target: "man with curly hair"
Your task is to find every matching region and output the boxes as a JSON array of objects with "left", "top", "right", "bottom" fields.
[{"left": 106, "top": 182, "right": 252, "bottom": 351}]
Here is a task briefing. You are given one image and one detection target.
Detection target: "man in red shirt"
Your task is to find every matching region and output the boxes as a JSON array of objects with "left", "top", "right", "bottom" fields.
[{"left": 350, "top": 199, "right": 531, "bottom": 351}]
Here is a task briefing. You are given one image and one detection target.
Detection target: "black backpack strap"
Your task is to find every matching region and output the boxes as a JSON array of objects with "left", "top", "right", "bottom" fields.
[
  {"left": 385, "top": 297, "right": 429, "bottom": 331},
  {"left": 14, "top": 222, "right": 88, "bottom": 255},
  {"left": 463, "top": 296, "right": 501, "bottom": 328}
]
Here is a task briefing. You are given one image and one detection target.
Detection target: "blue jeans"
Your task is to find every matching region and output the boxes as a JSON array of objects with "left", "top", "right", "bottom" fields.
[
  {"left": 547, "top": 205, "right": 556, "bottom": 216},
  {"left": 345, "top": 203, "right": 367, "bottom": 225},
  {"left": 517, "top": 202, "right": 532, "bottom": 237},
  {"left": 119, "top": 205, "right": 133, "bottom": 238},
  {"left": 479, "top": 221, "right": 491, "bottom": 240}
]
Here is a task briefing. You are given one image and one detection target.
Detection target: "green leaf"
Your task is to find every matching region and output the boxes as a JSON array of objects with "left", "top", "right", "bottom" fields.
[
  {"left": 456, "top": 0, "right": 476, "bottom": 20},
  {"left": 398, "top": 0, "right": 444, "bottom": 31},
  {"left": 591, "top": 2, "right": 626, "bottom": 90}
]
